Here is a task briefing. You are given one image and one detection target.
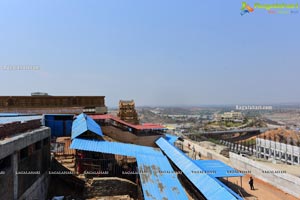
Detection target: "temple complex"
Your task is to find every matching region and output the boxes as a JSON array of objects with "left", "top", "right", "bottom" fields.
[
  {"left": 0, "top": 94, "right": 107, "bottom": 114},
  {"left": 117, "top": 100, "right": 139, "bottom": 125}
]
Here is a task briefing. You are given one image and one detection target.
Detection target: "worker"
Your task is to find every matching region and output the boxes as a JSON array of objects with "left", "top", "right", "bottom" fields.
[
  {"left": 192, "top": 146, "right": 196, "bottom": 159},
  {"left": 249, "top": 176, "right": 254, "bottom": 190},
  {"left": 198, "top": 152, "right": 201, "bottom": 159}
]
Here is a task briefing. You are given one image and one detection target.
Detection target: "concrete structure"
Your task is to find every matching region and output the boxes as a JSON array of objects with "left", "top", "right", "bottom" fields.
[
  {"left": 0, "top": 120, "right": 51, "bottom": 200},
  {"left": 181, "top": 138, "right": 300, "bottom": 199},
  {"left": 256, "top": 138, "right": 300, "bottom": 165},
  {"left": 0, "top": 95, "right": 107, "bottom": 114},
  {"left": 230, "top": 152, "right": 300, "bottom": 198},
  {"left": 219, "top": 140, "right": 256, "bottom": 156}
]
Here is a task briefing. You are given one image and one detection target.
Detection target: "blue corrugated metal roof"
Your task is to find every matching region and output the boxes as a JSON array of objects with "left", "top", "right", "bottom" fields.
[
  {"left": 70, "top": 138, "right": 163, "bottom": 157},
  {"left": 0, "top": 113, "right": 20, "bottom": 117},
  {"left": 136, "top": 154, "right": 188, "bottom": 200},
  {"left": 44, "top": 114, "right": 74, "bottom": 137},
  {"left": 165, "top": 134, "right": 179, "bottom": 144},
  {"left": 194, "top": 160, "right": 243, "bottom": 178},
  {"left": 70, "top": 138, "right": 188, "bottom": 200},
  {"left": 156, "top": 137, "right": 242, "bottom": 200},
  {"left": 71, "top": 113, "right": 103, "bottom": 139},
  {"left": 214, "top": 177, "right": 244, "bottom": 200},
  {"left": 0, "top": 115, "right": 42, "bottom": 124}
]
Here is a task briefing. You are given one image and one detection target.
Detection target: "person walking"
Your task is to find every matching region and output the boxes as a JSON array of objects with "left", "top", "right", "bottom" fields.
[
  {"left": 192, "top": 146, "right": 196, "bottom": 159},
  {"left": 249, "top": 176, "right": 254, "bottom": 190}
]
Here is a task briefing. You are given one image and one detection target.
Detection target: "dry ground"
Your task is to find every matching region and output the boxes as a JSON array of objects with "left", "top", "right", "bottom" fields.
[
  {"left": 183, "top": 143, "right": 300, "bottom": 200},
  {"left": 227, "top": 174, "right": 299, "bottom": 200}
]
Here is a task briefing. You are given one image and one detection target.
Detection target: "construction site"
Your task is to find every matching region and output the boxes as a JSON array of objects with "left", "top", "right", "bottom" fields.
[
  {"left": 0, "top": 95, "right": 300, "bottom": 200},
  {"left": 2, "top": 0, "right": 300, "bottom": 198}
]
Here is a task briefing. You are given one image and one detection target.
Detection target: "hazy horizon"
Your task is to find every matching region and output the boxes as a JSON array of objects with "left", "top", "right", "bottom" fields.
[{"left": 1, "top": 1, "right": 299, "bottom": 107}]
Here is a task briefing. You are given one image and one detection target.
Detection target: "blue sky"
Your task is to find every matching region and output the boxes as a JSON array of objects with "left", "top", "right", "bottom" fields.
[{"left": 0, "top": 0, "right": 299, "bottom": 106}]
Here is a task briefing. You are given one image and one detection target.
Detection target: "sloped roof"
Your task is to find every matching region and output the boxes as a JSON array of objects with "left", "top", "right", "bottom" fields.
[
  {"left": 156, "top": 137, "right": 242, "bottom": 200},
  {"left": 165, "top": 134, "right": 179, "bottom": 144},
  {"left": 193, "top": 160, "right": 243, "bottom": 178},
  {"left": 70, "top": 138, "right": 188, "bottom": 200},
  {"left": 136, "top": 154, "right": 188, "bottom": 200},
  {"left": 71, "top": 113, "right": 103, "bottom": 139},
  {"left": 70, "top": 138, "right": 162, "bottom": 157}
]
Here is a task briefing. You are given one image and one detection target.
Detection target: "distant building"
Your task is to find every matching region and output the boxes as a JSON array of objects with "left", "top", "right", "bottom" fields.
[
  {"left": 215, "top": 111, "right": 244, "bottom": 122},
  {"left": 0, "top": 95, "right": 107, "bottom": 114},
  {"left": 117, "top": 100, "right": 139, "bottom": 125}
]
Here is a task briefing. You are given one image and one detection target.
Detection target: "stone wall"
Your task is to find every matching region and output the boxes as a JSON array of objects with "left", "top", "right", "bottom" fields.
[
  {"left": 1, "top": 107, "right": 85, "bottom": 114},
  {"left": 0, "top": 96, "right": 106, "bottom": 114},
  {"left": 0, "top": 119, "right": 41, "bottom": 139},
  {"left": 47, "top": 158, "right": 85, "bottom": 199},
  {"left": 84, "top": 177, "right": 138, "bottom": 199},
  {"left": 0, "top": 96, "right": 105, "bottom": 108}
]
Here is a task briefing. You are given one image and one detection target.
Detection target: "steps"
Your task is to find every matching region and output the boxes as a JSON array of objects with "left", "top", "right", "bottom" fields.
[{"left": 55, "top": 155, "right": 75, "bottom": 172}]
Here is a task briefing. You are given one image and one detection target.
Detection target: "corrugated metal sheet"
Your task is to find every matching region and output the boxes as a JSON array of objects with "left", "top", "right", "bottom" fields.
[
  {"left": 156, "top": 138, "right": 242, "bottom": 200},
  {"left": 194, "top": 160, "right": 243, "bottom": 178},
  {"left": 71, "top": 113, "right": 103, "bottom": 139},
  {"left": 165, "top": 134, "right": 179, "bottom": 144},
  {"left": 70, "top": 138, "right": 188, "bottom": 200},
  {"left": 214, "top": 178, "right": 244, "bottom": 200},
  {"left": 44, "top": 114, "right": 74, "bottom": 137},
  {"left": 0, "top": 113, "right": 20, "bottom": 117},
  {"left": 70, "top": 138, "right": 163, "bottom": 157},
  {"left": 65, "top": 120, "right": 73, "bottom": 137},
  {"left": 0, "top": 115, "right": 42, "bottom": 124},
  {"left": 136, "top": 154, "right": 188, "bottom": 200}
]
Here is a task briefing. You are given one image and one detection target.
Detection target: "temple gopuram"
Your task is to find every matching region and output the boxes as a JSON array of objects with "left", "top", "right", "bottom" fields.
[
  {"left": 0, "top": 93, "right": 107, "bottom": 114},
  {"left": 117, "top": 100, "right": 139, "bottom": 125}
]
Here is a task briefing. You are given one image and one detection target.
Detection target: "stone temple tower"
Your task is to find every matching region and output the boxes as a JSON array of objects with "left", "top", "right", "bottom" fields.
[{"left": 117, "top": 100, "right": 139, "bottom": 125}]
